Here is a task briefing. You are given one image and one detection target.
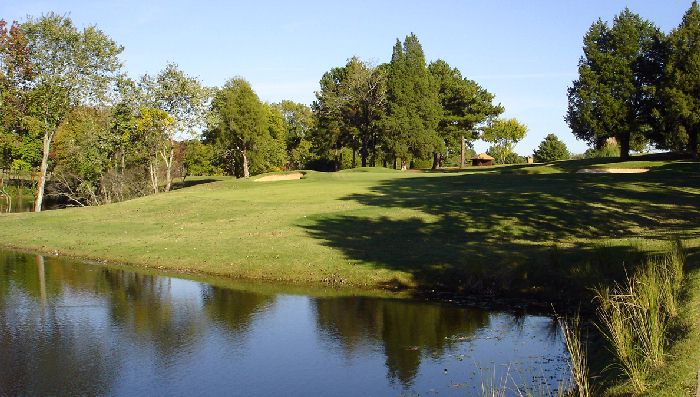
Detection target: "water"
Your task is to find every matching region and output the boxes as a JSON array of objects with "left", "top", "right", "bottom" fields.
[{"left": 0, "top": 250, "right": 571, "bottom": 396}]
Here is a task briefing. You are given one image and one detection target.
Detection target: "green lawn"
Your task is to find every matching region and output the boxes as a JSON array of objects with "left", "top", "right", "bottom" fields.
[{"left": 0, "top": 157, "right": 697, "bottom": 301}]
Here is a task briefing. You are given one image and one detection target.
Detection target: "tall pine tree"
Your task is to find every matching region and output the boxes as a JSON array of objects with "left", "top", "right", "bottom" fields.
[
  {"left": 428, "top": 59, "right": 503, "bottom": 169},
  {"left": 382, "top": 34, "right": 441, "bottom": 170}
]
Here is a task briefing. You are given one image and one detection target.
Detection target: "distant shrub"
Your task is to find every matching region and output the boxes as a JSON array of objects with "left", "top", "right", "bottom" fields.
[{"left": 533, "top": 133, "right": 570, "bottom": 162}]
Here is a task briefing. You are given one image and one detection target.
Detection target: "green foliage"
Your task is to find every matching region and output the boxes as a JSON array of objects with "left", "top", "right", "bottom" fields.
[
  {"left": 533, "top": 133, "right": 570, "bottom": 162},
  {"left": 428, "top": 59, "right": 503, "bottom": 167},
  {"left": 16, "top": 13, "right": 123, "bottom": 210},
  {"left": 566, "top": 9, "right": 665, "bottom": 159},
  {"left": 182, "top": 140, "right": 222, "bottom": 176},
  {"left": 275, "top": 100, "right": 315, "bottom": 169},
  {"left": 659, "top": 1, "right": 700, "bottom": 157},
  {"left": 482, "top": 118, "right": 527, "bottom": 164},
  {"left": 210, "top": 78, "right": 267, "bottom": 177},
  {"left": 381, "top": 34, "right": 441, "bottom": 169},
  {"left": 311, "top": 57, "right": 386, "bottom": 169},
  {"left": 584, "top": 142, "right": 620, "bottom": 158},
  {"left": 139, "top": 63, "right": 208, "bottom": 139}
]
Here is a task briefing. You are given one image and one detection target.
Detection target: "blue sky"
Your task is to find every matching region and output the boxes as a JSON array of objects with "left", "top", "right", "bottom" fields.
[{"left": 2, "top": 1, "right": 694, "bottom": 154}]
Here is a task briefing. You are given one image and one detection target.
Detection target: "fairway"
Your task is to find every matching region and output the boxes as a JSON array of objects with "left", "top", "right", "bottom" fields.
[{"left": 1, "top": 159, "right": 698, "bottom": 301}]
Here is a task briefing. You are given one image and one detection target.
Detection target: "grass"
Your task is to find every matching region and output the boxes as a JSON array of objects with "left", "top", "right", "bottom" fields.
[{"left": 0, "top": 158, "right": 698, "bottom": 302}]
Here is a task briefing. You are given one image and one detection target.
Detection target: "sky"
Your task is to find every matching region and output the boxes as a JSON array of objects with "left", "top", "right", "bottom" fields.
[{"left": 2, "top": 1, "right": 694, "bottom": 154}]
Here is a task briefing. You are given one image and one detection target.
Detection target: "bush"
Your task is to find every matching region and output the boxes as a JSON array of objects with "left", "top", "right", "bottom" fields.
[{"left": 533, "top": 133, "right": 570, "bottom": 162}]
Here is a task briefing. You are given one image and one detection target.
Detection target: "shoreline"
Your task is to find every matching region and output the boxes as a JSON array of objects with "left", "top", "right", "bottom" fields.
[{"left": 0, "top": 242, "right": 573, "bottom": 315}]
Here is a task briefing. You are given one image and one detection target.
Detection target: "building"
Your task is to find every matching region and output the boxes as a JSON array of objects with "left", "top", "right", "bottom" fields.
[{"left": 471, "top": 153, "right": 495, "bottom": 166}]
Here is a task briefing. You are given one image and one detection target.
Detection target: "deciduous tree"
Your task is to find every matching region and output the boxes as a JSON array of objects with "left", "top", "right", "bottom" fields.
[
  {"left": 211, "top": 78, "right": 266, "bottom": 178},
  {"left": 481, "top": 118, "right": 527, "bottom": 164},
  {"left": 21, "top": 13, "right": 123, "bottom": 211}
]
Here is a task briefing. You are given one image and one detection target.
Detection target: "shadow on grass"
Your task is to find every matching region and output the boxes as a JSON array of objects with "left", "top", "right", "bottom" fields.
[
  {"left": 170, "top": 178, "right": 220, "bottom": 190},
  {"left": 302, "top": 163, "right": 700, "bottom": 303}
]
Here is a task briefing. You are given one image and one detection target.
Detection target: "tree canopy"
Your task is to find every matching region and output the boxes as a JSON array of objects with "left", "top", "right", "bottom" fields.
[{"left": 566, "top": 9, "right": 665, "bottom": 159}]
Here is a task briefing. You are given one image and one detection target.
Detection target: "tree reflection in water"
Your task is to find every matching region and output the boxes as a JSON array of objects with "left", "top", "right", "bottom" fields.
[
  {"left": 313, "top": 297, "right": 489, "bottom": 386},
  {"left": 0, "top": 250, "right": 567, "bottom": 396}
]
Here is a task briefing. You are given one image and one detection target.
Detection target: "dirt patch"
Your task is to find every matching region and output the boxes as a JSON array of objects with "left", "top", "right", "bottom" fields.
[
  {"left": 576, "top": 168, "right": 649, "bottom": 174},
  {"left": 255, "top": 172, "right": 304, "bottom": 182}
]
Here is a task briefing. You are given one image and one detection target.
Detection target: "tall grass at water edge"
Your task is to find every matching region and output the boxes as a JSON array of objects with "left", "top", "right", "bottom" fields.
[{"left": 594, "top": 240, "right": 686, "bottom": 394}]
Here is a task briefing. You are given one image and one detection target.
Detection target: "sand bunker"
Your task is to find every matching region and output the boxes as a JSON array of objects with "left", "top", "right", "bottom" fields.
[
  {"left": 254, "top": 172, "right": 304, "bottom": 182},
  {"left": 576, "top": 168, "right": 649, "bottom": 174}
]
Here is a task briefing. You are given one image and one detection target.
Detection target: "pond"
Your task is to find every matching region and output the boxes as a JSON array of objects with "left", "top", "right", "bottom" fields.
[
  {"left": 0, "top": 193, "right": 33, "bottom": 213},
  {"left": 0, "top": 250, "right": 572, "bottom": 396}
]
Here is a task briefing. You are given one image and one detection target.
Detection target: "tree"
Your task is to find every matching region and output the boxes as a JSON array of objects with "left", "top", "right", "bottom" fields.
[
  {"left": 275, "top": 100, "right": 315, "bottom": 169},
  {"left": 566, "top": 9, "right": 665, "bottom": 159},
  {"left": 211, "top": 78, "right": 267, "bottom": 178},
  {"left": 52, "top": 107, "right": 116, "bottom": 205},
  {"left": 20, "top": 13, "right": 123, "bottom": 211},
  {"left": 382, "top": 34, "right": 441, "bottom": 170},
  {"left": 481, "top": 118, "right": 528, "bottom": 164},
  {"left": 661, "top": 1, "right": 700, "bottom": 158},
  {"left": 140, "top": 64, "right": 207, "bottom": 191},
  {"left": 533, "top": 133, "right": 570, "bottom": 162},
  {"left": 342, "top": 57, "right": 387, "bottom": 167},
  {"left": 428, "top": 59, "right": 503, "bottom": 169},
  {"left": 134, "top": 108, "right": 174, "bottom": 194},
  {"left": 0, "top": 19, "right": 35, "bottom": 170},
  {"left": 311, "top": 57, "right": 386, "bottom": 169},
  {"left": 311, "top": 66, "right": 348, "bottom": 170},
  {"left": 249, "top": 103, "right": 286, "bottom": 175}
]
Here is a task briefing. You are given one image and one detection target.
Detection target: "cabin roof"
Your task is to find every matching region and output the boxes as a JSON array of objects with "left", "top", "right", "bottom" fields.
[{"left": 471, "top": 153, "right": 495, "bottom": 161}]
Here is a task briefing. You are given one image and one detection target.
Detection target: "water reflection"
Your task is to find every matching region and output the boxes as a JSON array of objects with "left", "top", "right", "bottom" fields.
[
  {"left": 0, "top": 250, "right": 569, "bottom": 396},
  {"left": 314, "top": 297, "right": 489, "bottom": 386}
]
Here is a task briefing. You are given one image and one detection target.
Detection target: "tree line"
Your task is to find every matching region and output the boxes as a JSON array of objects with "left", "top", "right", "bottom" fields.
[
  {"left": 4, "top": 4, "right": 699, "bottom": 210},
  {"left": 567, "top": 2, "right": 700, "bottom": 159},
  {"left": 1, "top": 13, "right": 525, "bottom": 210}
]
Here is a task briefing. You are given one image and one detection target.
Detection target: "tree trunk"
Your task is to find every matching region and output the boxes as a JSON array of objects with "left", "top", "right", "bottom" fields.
[
  {"left": 361, "top": 147, "right": 368, "bottom": 167},
  {"left": 149, "top": 162, "right": 159, "bottom": 194},
  {"left": 689, "top": 127, "right": 699, "bottom": 159},
  {"left": 431, "top": 152, "right": 439, "bottom": 170},
  {"left": 352, "top": 147, "right": 356, "bottom": 168},
  {"left": 162, "top": 142, "right": 174, "bottom": 192},
  {"left": 619, "top": 132, "right": 630, "bottom": 160},
  {"left": 460, "top": 136, "right": 465, "bottom": 168},
  {"left": 242, "top": 148, "right": 250, "bottom": 178},
  {"left": 400, "top": 158, "right": 407, "bottom": 171},
  {"left": 393, "top": 157, "right": 397, "bottom": 170},
  {"left": 34, "top": 129, "right": 53, "bottom": 212}
]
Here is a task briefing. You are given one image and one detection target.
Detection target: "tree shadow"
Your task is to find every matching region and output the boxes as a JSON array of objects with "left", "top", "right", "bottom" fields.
[
  {"left": 302, "top": 164, "right": 700, "bottom": 303},
  {"left": 170, "top": 178, "right": 220, "bottom": 190}
]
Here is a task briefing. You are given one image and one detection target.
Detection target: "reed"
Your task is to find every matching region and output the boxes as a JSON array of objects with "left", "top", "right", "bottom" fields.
[
  {"left": 559, "top": 315, "right": 590, "bottom": 397},
  {"left": 594, "top": 240, "right": 687, "bottom": 393}
]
